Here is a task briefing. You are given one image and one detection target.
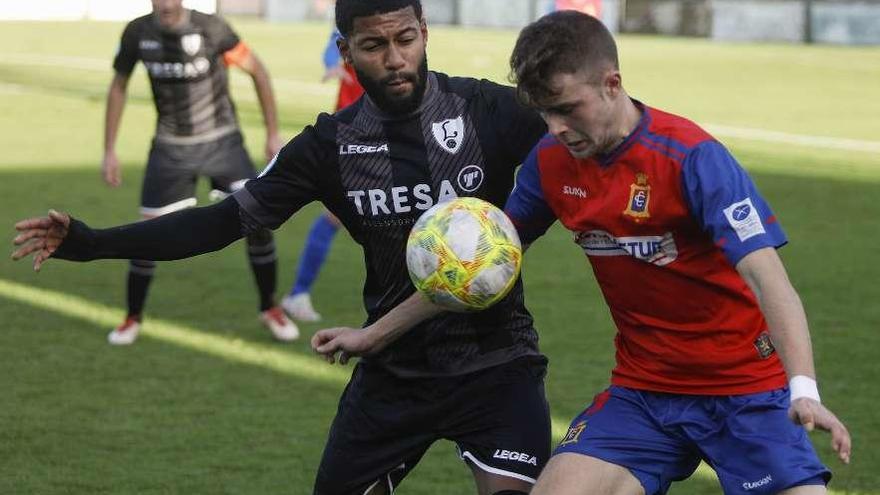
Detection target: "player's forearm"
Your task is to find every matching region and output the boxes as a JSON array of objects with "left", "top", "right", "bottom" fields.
[
  {"left": 737, "top": 248, "right": 817, "bottom": 380},
  {"left": 250, "top": 57, "right": 279, "bottom": 138},
  {"left": 366, "top": 292, "right": 445, "bottom": 350},
  {"left": 104, "top": 76, "right": 128, "bottom": 153},
  {"left": 52, "top": 197, "right": 245, "bottom": 262}
]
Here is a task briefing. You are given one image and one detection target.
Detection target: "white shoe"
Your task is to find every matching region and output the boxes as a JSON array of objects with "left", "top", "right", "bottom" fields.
[
  {"left": 108, "top": 317, "right": 141, "bottom": 345},
  {"left": 260, "top": 306, "right": 300, "bottom": 342},
  {"left": 281, "top": 293, "right": 322, "bottom": 323}
]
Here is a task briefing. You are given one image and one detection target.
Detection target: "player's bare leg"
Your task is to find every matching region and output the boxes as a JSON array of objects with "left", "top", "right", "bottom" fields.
[
  {"left": 530, "top": 453, "right": 644, "bottom": 495},
  {"left": 780, "top": 486, "right": 827, "bottom": 494},
  {"left": 468, "top": 461, "right": 533, "bottom": 495}
]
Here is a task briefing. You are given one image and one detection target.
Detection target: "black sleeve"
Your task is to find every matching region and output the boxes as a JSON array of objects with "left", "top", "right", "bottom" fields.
[
  {"left": 479, "top": 79, "right": 547, "bottom": 164},
  {"left": 112, "top": 20, "right": 140, "bottom": 75},
  {"left": 52, "top": 197, "right": 246, "bottom": 262},
  {"left": 207, "top": 14, "right": 242, "bottom": 54},
  {"left": 232, "top": 122, "right": 328, "bottom": 229}
]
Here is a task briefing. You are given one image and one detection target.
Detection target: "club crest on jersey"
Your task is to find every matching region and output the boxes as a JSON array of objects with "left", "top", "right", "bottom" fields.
[
  {"left": 754, "top": 332, "right": 776, "bottom": 359},
  {"left": 432, "top": 116, "right": 464, "bottom": 154},
  {"left": 181, "top": 34, "right": 202, "bottom": 56},
  {"left": 457, "top": 165, "right": 484, "bottom": 192},
  {"left": 623, "top": 172, "right": 651, "bottom": 220},
  {"left": 559, "top": 421, "right": 587, "bottom": 446}
]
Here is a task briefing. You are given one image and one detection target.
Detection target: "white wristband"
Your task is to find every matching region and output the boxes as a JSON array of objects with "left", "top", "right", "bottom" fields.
[{"left": 789, "top": 375, "right": 821, "bottom": 403}]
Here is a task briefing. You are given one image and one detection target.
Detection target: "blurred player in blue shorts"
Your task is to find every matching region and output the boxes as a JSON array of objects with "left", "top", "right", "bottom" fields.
[
  {"left": 281, "top": 25, "right": 364, "bottom": 323},
  {"left": 504, "top": 11, "right": 852, "bottom": 495}
]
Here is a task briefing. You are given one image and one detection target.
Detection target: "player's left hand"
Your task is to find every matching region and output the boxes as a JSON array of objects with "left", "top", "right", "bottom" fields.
[
  {"left": 311, "top": 326, "right": 380, "bottom": 365},
  {"left": 789, "top": 398, "right": 852, "bottom": 464},
  {"left": 11, "top": 209, "right": 71, "bottom": 271},
  {"left": 265, "top": 132, "right": 283, "bottom": 162}
]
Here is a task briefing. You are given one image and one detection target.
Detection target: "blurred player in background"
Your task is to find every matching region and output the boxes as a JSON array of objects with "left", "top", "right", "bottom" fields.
[
  {"left": 505, "top": 11, "right": 851, "bottom": 495},
  {"left": 101, "top": 0, "right": 298, "bottom": 344},
  {"left": 281, "top": 24, "right": 364, "bottom": 323}
]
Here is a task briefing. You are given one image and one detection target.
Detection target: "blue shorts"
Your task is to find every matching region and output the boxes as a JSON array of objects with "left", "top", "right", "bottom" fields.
[{"left": 555, "top": 386, "right": 830, "bottom": 495}]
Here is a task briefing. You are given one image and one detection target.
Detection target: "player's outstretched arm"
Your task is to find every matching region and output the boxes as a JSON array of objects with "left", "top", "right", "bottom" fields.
[
  {"left": 12, "top": 197, "right": 247, "bottom": 272},
  {"left": 737, "top": 247, "right": 852, "bottom": 464},
  {"left": 311, "top": 291, "right": 444, "bottom": 365}
]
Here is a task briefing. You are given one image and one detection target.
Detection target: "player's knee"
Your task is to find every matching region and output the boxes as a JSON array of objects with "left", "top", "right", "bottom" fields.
[
  {"left": 129, "top": 259, "right": 156, "bottom": 276},
  {"left": 246, "top": 228, "right": 274, "bottom": 248}
]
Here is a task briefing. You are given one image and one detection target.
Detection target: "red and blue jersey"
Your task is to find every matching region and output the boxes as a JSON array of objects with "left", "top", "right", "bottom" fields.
[{"left": 506, "top": 101, "right": 789, "bottom": 395}]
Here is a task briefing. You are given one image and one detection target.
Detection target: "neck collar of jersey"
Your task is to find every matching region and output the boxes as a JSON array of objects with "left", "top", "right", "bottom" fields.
[
  {"left": 152, "top": 8, "right": 192, "bottom": 32},
  {"left": 362, "top": 71, "right": 439, "bottom": 121},
  {"left": 595, "top": 98, "right": 649, "bottom": 167}
]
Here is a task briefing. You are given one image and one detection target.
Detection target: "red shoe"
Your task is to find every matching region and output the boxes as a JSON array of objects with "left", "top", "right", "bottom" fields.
[
  {"left": 108, "top": 316, "right": 141, "bottom": 345},
  {"left": 260, "top": 306, "right": 300, "bottom": 342}
]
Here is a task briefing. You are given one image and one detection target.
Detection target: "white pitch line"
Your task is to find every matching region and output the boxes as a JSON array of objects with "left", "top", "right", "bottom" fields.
[{"left": 2, "top": 52, "right": 878, "bottom": 155}]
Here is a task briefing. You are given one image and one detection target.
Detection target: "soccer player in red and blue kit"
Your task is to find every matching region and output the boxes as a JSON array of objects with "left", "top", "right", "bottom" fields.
[{"left": 504, "top": 10, "right": 852, "bottom": 495}]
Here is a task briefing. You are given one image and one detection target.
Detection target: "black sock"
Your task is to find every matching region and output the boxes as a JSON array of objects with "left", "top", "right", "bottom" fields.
[
  {"left": 247, "top": 229, "right": 277, "bottom": 312},
  {"left": 127, "top": 259, "right": 156, "bottom": 319}
]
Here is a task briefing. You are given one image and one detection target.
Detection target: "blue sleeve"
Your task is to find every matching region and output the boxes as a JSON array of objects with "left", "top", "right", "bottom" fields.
[
  {"left": 323, "top": 30, "right": 341, "bottom": 70},
  {"left": 504, "top": 145, "right": 557, "bottom": 245},
  {"left": 681, "top": 140, "right": 787, "bottom": 266}
]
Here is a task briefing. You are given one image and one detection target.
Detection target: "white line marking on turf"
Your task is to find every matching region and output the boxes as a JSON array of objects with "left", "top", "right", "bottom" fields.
[
  {"left": 0, "top": 278, "right": 349, "bottom": 386},
  {"left": 705, "top": 124, "right": 880, "bottom": 154},
  {"left": 3, "top": 53, "right": 878, "bottom": 155}
]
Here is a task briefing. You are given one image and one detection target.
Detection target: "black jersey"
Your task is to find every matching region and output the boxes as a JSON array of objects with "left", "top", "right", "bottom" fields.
[
  {"left": 113, "top": 10, "right": 241, "bottom": 142},
  {"left": 234, "top": 72, "right": 548, "bottom": 377}
]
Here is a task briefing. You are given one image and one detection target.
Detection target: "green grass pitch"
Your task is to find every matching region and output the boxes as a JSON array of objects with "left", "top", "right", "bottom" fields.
[{"left": 1, "top": 18, "right": 878, "bottom": 494}]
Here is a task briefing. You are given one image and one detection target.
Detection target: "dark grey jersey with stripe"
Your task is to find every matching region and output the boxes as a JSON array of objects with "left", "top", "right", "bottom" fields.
[
  {"left": 235, "top": 72, "right": 548, "bottom": 377},
  {"left": 113, "top": 10, "right": 241, "bottom": 140}
]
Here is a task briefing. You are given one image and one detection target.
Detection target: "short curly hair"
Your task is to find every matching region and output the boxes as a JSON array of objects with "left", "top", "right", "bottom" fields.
[
  {"left": 510, "top": 10, "right": 618, "bottom": 108},
  {"left": 335, "top": 0, "right": 423, "bottom": 38}
]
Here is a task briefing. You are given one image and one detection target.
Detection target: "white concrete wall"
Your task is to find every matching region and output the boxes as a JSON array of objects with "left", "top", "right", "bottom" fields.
[
  {"left": 813, "top": 1, "right": 880, "bottom": 44},
  {"left": 712, "top": 0, "right": 805, "bottom": 42}
]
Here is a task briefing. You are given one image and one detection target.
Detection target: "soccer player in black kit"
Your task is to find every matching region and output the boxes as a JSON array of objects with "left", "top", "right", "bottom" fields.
[
  {"left": 102, "top": 0, "right": 298, "bottom": 344},
  {"left": 14, "top": 1, "right": 550, "bottom": 493}
]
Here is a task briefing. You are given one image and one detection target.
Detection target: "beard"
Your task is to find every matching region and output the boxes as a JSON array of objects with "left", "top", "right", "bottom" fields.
[{"left": 356, "top": 54, "right": 429, "bottom": 116}]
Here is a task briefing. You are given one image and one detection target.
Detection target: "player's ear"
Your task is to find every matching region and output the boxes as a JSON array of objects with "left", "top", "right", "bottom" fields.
[
  {"left": 337, "top": 36, "right": 353, "bottom": 65},
  {"left": 420, "top": 17, "right": 428, "bottom": 45},
  {"left": 604, "top": 70, "right": 622, "bottom": 98}
]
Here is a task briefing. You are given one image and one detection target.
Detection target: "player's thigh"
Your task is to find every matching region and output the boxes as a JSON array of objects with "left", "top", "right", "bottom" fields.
[
  {"left": 141, "top": 140, "right": 199, "bottom": 215},
  {"left": 314, "top": 364, "right": 435, "bottom": 495},
  {"left": 693, "top": 389, "right": 830, "bottom": 494},
  {"left": 779, "top": 486, "right": 826, "bottom": 495},
  {"left": 203, "top": 131, "right": 256, "bottom": 194},
  {"left": 446, "top": 356, "right": 551, "bottom": 489},
  {"left": 554, "top": 387, "right": 701, "bottom": 495},
  {"left": 531, "top": 453, "right": 644, "bottom": 495}
]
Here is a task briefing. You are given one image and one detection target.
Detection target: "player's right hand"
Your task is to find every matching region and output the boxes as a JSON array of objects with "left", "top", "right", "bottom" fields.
[
  {"left": 102, "top": 151, "right": 122, "bottom": 187},
  {"left": 11, "top": 210, "right": 71, "bottom": 271},
  {"left": 312, "top": 327, "right": 380, "bottom": 365},
  {"left": 789, "top": 398, "right": 852, "bottom": 464}
]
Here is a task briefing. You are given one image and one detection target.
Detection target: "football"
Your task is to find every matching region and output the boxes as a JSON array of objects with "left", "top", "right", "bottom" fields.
[{"left": 406, "top": 197, "right": 523, "bottom": 312}]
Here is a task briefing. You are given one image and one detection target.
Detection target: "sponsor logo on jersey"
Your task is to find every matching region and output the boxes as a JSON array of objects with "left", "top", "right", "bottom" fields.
[
  {"left": 457, "top": 165, "right": 484, "bottom": 192},
  {"left": 753, "top": 332, "right": 775, "bottom": 359},
  {"left": 563, "top": 185, "right": 588, "bottom": 198},
  {"left": 623, "top": 172, "right": 651, "bottom": 220},
  {"left": 338, "top": 143, "right": 390, "bottom": 155},
  {"left": 181, "top": 33, "right": 202, "bottom": 56},
  {"left": 723, "top": 197, "right": 766, "bottom": 241},
  {"left": 559, "top": 421, "right": 587, "bottom": 446},
  {"left": 492, "top": 449, "right": 538, "bottom": 466},
  {"left": 139, "top": 39, "right": 161, "bottom": 50},
  {"left": 743, "top": 474, "right": 773, "bottom": 491},
  {"left": 575, "top": 230, "right": 678, "bottom": 266},
  {"left": 144, "top": 57, "right": 210, "bottom": 79},
  {"left": 431, "top": 116, "right": 464, "bottom": 154},
  {"left": 346, "top": 180, "right": 459, "bottom": 216}
]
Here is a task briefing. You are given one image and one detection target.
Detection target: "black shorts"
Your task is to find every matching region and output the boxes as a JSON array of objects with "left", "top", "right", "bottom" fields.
[
  {"left": 140, "top": 131, "right": 256, "bottom": 216},
  {"left": 314, "top": 355, "right": 551, "bottom": 494}
]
